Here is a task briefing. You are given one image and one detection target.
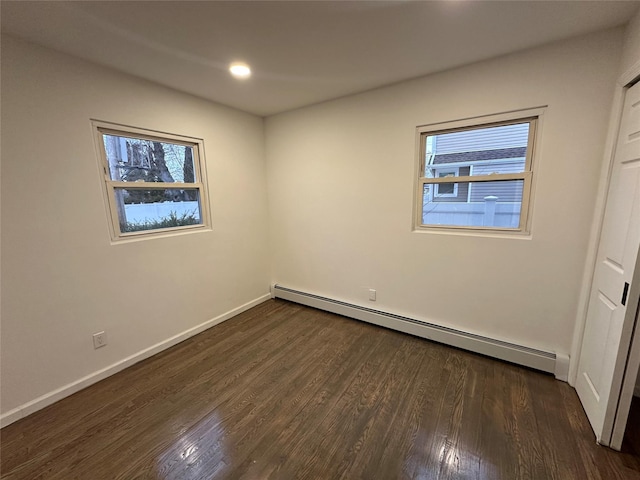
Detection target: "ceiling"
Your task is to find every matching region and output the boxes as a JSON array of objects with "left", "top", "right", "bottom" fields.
[{"left": 2, "top": 1, "right": 639, "bottom": 116}]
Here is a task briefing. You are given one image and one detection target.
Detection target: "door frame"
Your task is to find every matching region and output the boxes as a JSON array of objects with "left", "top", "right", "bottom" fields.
[
  {"left": 569, "top": 59, "right": 640, "bottom": 447},
  {"left": 609, "top": 254, "right": 640, "bottom": 449}
]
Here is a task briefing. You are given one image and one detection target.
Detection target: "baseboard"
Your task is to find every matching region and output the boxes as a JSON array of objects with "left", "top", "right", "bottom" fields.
[
  {"left": 273, "top": 285, "right": 564, "bottom": 377},
  {"left": 554, "top": 353, "right": 570, "bottom": 382},
  {"left": 0, "top": 293, "right": 271, "bottom": 429}
]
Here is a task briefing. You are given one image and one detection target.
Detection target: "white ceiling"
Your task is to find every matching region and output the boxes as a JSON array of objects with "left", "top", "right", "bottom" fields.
[{"left": 2, "top": 1, "right": 639, "bottom": 116}]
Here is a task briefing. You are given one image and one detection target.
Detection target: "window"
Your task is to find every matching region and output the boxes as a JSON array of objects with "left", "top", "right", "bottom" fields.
[
  {"left": 93, "top": 121, "right": 210, "bottom": 240},
  {"left": 434, "top": 169, "right": 459, "bottom": 197},
  {"left": 415, "top": 109, "right": 540, "bottom": 233}
]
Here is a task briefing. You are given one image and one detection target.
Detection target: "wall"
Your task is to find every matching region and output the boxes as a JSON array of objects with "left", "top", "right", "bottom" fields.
[
  {"left": 1, "top": 36, "right": 271, "bottom": 419},
  {"left": 620, "top": 7, "right": 640, "bottom": 77},
  {"left": 265, "top": 28, "right": 623, "bottom": 356}
]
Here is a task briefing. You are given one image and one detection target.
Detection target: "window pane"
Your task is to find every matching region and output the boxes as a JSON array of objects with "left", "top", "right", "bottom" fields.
[
  {"left": 102, "top": 134, "right": 196, "bottom": 183},
  {"left": 115, "top": 188, "right": 202, "bottom": 233},
  {"left": 437, "top": 182, "right": 455, "bottom": 195},
  {"left": 422, "top": 180, "right": 524, "bottom": 228},
  {"left": 424, "top": 122, "right": 529, "bottom": 177}
]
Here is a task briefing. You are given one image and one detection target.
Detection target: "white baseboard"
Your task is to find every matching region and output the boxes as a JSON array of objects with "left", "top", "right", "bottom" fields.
[
  {"left": 0, "top": 293, "right": 271, "bottom": 429},
  {"left": 273, "top": 285, "right": 564, "bottom": 377},
  {"left": 554, "top": 353, "right": 570, "bottom": 382}
]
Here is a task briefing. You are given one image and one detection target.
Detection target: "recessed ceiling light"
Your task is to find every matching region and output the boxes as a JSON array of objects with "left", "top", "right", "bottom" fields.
[{"left": 229, "top": 62, "right": 251, "bottom": 79}]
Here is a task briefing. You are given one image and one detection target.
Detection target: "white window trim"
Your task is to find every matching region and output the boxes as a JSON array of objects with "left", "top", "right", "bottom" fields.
[
  {"left": 434, "top": 168, "right": 459, "bottom": 198},
  {"left": 92, "top": 120, "right": 212, "bottom": 242},
  {"left": 413, "top": 107, "right": 545, "bottom": 235}
]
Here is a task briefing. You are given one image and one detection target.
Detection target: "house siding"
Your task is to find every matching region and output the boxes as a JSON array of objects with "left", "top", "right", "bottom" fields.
[
  {"left": 472, "top": 160, "right": 525, "bottom": 176},
  {"left": 470, "top": 180, "right": 524, "bottom": 203},
  {"left": 433, "top": 123, "right": 529, "bottom": 154}
]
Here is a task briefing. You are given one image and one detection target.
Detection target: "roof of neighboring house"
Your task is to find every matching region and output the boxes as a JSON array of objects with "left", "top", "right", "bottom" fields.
[{"left": 433, "top": 147, "right": 527, "bottom": 165}]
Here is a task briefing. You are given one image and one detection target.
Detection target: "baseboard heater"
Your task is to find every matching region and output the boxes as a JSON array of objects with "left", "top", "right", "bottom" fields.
[{"left": 273, "top": 285, "right": 568, "bottom": 381}]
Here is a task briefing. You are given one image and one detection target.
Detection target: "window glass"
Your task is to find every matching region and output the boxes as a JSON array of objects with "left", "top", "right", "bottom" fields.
[
  {"left": 424, "top": 123, "right": 529, "bottom": 178},
  {"left": 102, "top": 134, "right": 196, "bottom": 183},
  {"left": 422, "top": 180, "right": 524, "bottom": 228},
  {"left": 115, "top": 188, "right": 202, "bottom": 233}
]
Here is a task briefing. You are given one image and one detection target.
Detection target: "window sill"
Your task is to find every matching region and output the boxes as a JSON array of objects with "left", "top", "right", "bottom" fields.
[
  {"left": 110, "top": 224, "right": 212, "bottom": 245},
  {"left": 412, "top": 225, "right": 532, "bottom": 240}
]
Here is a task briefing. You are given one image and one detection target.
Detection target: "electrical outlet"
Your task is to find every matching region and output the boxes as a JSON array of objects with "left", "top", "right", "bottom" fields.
[
  {"left": 369, "top": 289, "right": 377, "bottom": 301},
  {"left": 93, "top": 331, "right": 107, "bottom": 349}
]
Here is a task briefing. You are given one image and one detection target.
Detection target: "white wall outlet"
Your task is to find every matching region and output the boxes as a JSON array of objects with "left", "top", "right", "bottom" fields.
[
  {"left": 369, "top": 289, "right": 377, "bottom": 301},
  {"left": 93, "top": 331, "right": 107, "bottom": 349}
]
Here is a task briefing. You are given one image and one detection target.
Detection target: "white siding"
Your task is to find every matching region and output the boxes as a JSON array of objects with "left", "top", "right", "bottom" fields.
[
  {"left": 433, "top": 123, "right": 529, "bottom": 154},
  {"left": 470, "top": 180, "right": 524, "bottom": 203},
  {"left": 472, "top": 159, "right": 526, "bottom": 175}
]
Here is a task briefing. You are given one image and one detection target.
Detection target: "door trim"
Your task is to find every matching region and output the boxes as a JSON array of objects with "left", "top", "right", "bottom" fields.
[
  {"left": 569, "top": 62, "right": 640, "bottom": 387},
  {"left": 609, "top": 257, "right": 640, "bottom": 449}
]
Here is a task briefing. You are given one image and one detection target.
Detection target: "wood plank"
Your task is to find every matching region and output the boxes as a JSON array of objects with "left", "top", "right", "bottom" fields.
[{"left": 2, "top": 300, "right": 640, "bottom": 479}]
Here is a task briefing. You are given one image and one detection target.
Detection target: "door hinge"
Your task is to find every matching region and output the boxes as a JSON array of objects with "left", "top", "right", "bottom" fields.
[{"left": 622, "top": 282, "right": 630, "bottom": 306}]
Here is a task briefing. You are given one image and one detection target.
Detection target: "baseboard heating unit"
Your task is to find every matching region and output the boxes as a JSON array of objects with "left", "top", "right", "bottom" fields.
[{"left": 272, "top": 285, "right": 569, "bottom": 381}]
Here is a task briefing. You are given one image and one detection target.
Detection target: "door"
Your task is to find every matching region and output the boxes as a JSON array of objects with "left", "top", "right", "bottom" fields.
[{"left": 575, "top": 80, "right": 640, "bottom": 446}]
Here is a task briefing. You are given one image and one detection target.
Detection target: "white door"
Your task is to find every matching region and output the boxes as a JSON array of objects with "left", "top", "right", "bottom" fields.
[{"left": 575, "top": 80, "right": 640, "bottom": 446}]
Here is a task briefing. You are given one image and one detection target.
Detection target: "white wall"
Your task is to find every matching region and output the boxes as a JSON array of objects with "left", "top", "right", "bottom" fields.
[
  {"left": 1, "top": 36, "right": 271, "bottom": 418},
  {"left": 621, "top": 7, "right": 640, "bottom": 77},
  {"left": 266, "top": 28, "right": 623, "bottom": 355}
]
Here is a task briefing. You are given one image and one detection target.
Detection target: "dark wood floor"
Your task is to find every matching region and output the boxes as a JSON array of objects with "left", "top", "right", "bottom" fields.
[{"left": 3, "top": 299, "right": 640, "bottom": 479}]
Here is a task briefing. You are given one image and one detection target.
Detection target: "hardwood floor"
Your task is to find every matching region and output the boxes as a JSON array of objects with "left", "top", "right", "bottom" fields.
[{"left": 2, "top": 299, "right": 640, "bottom": 479}]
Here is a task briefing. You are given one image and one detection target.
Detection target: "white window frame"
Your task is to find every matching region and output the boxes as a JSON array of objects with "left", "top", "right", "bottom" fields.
[
  {"left": 92, "top": 120, "right": 211, "bottom": 242},
  {"left": 414, "top": 108, "right": 543, "bottom": 234},
  {"left": 434, "top": 168, "right": 459, "bottom": 198}
]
